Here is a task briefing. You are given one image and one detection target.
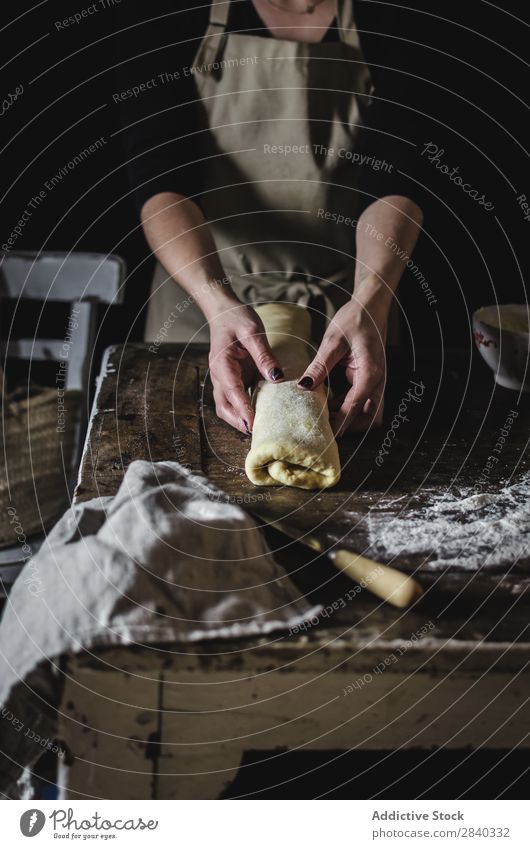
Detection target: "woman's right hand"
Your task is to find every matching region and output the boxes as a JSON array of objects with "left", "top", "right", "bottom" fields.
[
  {"left": 207, "top": 299, "right": 284, "bottom": 434},
  {"left": 141, "top": 195, "right": 284, "bottom": 433}
]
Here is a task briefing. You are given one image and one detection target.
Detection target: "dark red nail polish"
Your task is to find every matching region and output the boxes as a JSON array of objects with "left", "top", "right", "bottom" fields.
[
  {"left": 269, "top": 367, "right": 284, "bottom": 381},
  {"left": 298, "top": 376, "right": 313, "bottom": 389}
]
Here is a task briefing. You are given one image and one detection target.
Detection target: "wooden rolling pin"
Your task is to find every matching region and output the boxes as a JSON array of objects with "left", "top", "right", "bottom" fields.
[
  {"left": 329, "top": 547, "right": 423, "bottom": 609},
  {"left": 255, "top": 514, "right": 423, "bottom": 608}
]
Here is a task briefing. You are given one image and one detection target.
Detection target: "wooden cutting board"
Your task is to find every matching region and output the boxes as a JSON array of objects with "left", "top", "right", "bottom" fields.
[{"left": 77, "top": 343, "right": 530, "bottom": 584}]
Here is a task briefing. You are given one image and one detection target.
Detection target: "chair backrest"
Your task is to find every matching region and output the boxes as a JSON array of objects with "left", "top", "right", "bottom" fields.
[
  {"left": 0, "top": 251, "right": 125, "bottom": 390},
  {"left": 0, "top": 252, "right": 126, "bottom": 582}
]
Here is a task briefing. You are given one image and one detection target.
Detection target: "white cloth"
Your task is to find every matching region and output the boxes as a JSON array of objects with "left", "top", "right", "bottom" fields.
[{"left": 0, "top": 461, "right": 319, "bottom": 795}]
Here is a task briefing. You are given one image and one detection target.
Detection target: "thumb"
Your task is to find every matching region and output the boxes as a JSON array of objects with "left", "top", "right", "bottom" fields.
[
  {"left": 244, "top": 333, "right": 285, "bottom": 383},
  {"left": 298, "top": 337, "right": 343, "bottom": 390}
]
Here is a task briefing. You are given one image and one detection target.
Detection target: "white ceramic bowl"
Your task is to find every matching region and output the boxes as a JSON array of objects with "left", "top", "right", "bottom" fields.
[{"left": 473, "top": 304, "right": 530, "bottom": 391}]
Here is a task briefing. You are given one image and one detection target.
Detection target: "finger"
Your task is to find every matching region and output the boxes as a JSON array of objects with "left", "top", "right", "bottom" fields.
[
  {"left": 213, "top": 383, "right": 253, "bottom": 433},
  {"left": 333, "top": 386, "right": 385, "bottom": 435},
  {"left": 210, "top": 356, "right": 254, "bottom": 431},
  {"left": 298, "top": 334, "right": 345, "bottom": 390},
  {"left": 214, "top": 381, "right": 254, "bottom": 431},
  {"left": 243, "top": 332, "right": 285, "bottom": 383},
  {"left": 331, "top": 367, "right": 379, "bottom": 435},
  {"left": 215, "top": 397, "right": 250, "bottom": 434},
  {"left": 362, "top": 396, "right": 385, "bottom": 426},
  {"left": 225, "top": 384, "right": 254, "bottom": 430},
  {"left": 331, "top": 388, "right": 366, "bottom": 436},
  {"left": 337, "top": 403, "right": 381, "bottom": 433}
]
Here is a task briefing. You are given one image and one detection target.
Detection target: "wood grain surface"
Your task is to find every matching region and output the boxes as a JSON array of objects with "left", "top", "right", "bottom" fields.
[
  {"left": 77, "top": 344, "right": 530, "bottom": 561},
  {"left": 55, "top": 346, "right": 530, "bottom": 798},
  {"left": 72, "top": 342, "right": 530, "bottom": 640}
]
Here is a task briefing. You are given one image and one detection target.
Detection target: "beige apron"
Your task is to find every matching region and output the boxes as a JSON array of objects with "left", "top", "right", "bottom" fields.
[{"left": 144, "top": 0, "right": 373, "bottom": 344}]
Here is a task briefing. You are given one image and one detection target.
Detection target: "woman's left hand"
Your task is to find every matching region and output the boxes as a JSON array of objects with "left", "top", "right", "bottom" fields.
[{"left": 297, "top": 299, "right": 387, "bottom": 435}]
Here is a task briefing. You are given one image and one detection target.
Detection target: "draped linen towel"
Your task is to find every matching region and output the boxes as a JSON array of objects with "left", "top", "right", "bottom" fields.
[{"left": 0, "top": 460, "right": 319, "bottom": 796}]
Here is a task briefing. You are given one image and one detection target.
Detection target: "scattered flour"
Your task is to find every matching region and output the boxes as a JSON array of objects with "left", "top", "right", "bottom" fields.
[{"left": 365, "top": 472, "right": 530, "bottom": 571}]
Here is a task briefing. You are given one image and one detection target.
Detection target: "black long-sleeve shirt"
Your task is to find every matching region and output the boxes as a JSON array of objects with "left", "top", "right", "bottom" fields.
[{"left": 115, "top": 0, "right": 427, "bottom": 216}]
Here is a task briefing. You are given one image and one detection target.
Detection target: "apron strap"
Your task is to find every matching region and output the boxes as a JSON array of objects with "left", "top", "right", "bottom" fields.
[
  {"left": 208, "top": 0, "right": 230, "bottom": 31},
  {"left": 336, "top": 0, "right": 363, "bottom": 49},
  {"left": 202, "top": 0, "right": 231, "bottom": 71}
]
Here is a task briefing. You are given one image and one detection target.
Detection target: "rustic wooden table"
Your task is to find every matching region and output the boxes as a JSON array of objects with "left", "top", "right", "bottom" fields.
[{"left": 56, "top": 343, "right": 530, "bottom": 799}]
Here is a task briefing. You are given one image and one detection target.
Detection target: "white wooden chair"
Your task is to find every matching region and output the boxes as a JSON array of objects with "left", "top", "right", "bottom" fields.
[{"left": 0, "top": 251, "right": 125, "bottom": 592}]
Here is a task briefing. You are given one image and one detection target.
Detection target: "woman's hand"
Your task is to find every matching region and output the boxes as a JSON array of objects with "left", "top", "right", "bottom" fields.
[
  {"left": 207, "top": 299, "right": 284, "bottom": 434},
  {"left": 298, "top": 194, "right": 422, "bottom": 434},
  {"left": 140, "top": 194, "right": 283, "bottom": 434},
  {"left": 298, "top": 298, "right": 387, "bottom": 436}
]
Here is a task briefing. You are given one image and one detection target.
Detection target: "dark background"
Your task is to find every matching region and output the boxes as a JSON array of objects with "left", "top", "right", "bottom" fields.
[{"left": 1, "top": 0, "right": 528, "bottom": 368}]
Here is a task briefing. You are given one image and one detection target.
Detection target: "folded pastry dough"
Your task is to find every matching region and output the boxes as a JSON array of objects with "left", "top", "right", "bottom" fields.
[{"left": 245, "top": 303, "right": 341, "bottom": 490}]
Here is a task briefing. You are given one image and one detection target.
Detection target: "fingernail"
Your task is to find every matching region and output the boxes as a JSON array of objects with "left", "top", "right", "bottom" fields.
[
  {"left": 269, "top": 367, "right": 284, "bottom": 381},
  {"left": 243, "top": 419, "right": 252, "bottom": 435},
  {"left": 298, "top": 376, "right": 313, "bottom": 389}
]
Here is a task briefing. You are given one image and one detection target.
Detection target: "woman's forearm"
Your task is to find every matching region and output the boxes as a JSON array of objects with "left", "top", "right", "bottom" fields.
[
  {"left": 353, "top": 195, "right": 424, "bottom": 321},
  {"left": 140, "top": 191, "right": 239, "bottom": 320}
]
